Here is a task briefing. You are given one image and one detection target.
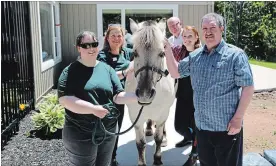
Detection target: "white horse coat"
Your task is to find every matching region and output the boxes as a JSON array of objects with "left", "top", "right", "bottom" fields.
[{"left": 124, "top": 18, "right": 175, "bottom": 166}]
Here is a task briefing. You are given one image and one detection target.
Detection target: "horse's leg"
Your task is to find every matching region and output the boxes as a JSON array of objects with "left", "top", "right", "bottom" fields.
[
  {"left": 135, "top": 125, "right": 147, "bottom": 166},
  {"left": 161, "top": 125, "right": 167, "bottom": 147},
  {"left": 145, "top": 119, "right": 153, "bottom": 136},
  {"left": 153, "top": 123, "right": 164, "bottom": 166}
]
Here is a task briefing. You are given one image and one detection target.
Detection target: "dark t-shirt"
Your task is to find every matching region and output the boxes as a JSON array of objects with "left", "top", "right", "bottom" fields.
[
  {"left": 97, "top": 47, "right": 133, "bottom": 88},
  {"left": 57, "top": 61, "right": 124, "bottom": 130}
]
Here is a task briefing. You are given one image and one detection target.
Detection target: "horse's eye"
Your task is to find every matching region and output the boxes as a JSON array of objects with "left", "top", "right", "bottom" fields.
[
  {"left": 133, "top": 50, "right": 139, "bottom": 58},
  {"left": 159, "top": 52, "right": 165, "bottom": 57}
]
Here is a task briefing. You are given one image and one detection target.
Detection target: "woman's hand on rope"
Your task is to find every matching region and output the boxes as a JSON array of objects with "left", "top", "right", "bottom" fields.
[
  {"left": 92, "top": 105, "right": 109, "bottom": 119},
  {"left": 126, "top": 61, "right": 134, "bottom": 76}
]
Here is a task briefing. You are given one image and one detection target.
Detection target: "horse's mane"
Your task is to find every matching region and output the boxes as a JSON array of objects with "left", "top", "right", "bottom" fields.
[{"left": 132, "top": 20, "right": 164, "bottom": 51}]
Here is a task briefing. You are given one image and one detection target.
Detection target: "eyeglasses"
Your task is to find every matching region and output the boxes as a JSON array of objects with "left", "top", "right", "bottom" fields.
[
  {"left": 168, "top": 22, "right": 180, "bottom": 28},
  {"left": 79, "top": 42, "right": 99, "bottom": 49}
]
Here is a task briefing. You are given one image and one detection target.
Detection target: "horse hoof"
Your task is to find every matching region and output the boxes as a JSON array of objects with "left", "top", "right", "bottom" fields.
[
  {"left": 153, "top": 161, "right": 163, "bottom": 166},
  {"left": 161, "top": 138, "right": 167, "bottom": 147},
  {"left": 145, "top": 129, "right": 153, "bottom": 136},
  {"left": 161, "top": 140, "right": 167, "bottom": 147}
]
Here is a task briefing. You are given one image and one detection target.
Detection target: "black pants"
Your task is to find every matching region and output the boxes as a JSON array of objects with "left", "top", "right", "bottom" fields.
[
  {"left": 196, "top": 128, "right": 243, "bottom": 166},
  {"left": 175, "top": 77, "right": 195, "bottom": 141},
  {"left": 63, "top": 119, "right": 117, "bottom": 166},
  {"left": 111, "top": 104, "right": 125, "bottom": 160}
]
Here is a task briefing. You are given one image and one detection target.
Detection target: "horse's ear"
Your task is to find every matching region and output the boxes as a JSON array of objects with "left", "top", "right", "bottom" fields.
[
  {"left": 157, "top": 18, "right": 166, "bottom": 35},
  {"left": 129, "top": 18, "right": 139, "bottom": 33}
]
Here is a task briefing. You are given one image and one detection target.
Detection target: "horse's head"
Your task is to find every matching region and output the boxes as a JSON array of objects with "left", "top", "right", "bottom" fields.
[{"left": 129, "top": 18, "right": 167, "bottom": 106}]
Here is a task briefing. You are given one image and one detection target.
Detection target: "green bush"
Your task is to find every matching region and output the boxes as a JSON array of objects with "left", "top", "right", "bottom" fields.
[{"left": 31, "top": 93, "right": 65, "bottom": 136}]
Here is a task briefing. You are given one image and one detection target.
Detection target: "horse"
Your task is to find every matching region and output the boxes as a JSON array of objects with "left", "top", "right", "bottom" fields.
[{"left": 124, "top": 18, "right": 175, "bottom": 166}]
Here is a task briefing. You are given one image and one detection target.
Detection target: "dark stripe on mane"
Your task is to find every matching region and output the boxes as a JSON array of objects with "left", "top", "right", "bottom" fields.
[{"left": 142, "top": 20, "right": 157, "bottom": 26}]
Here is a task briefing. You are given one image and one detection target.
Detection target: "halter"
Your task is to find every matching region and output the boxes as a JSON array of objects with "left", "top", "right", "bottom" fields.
[{"left": 134, "top": 66, "right": 169, "bottom": 82}]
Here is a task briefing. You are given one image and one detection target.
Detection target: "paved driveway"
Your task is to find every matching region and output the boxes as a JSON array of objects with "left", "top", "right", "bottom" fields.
[
  {"left": 117, "top": 100, "right": 191, "bottom": 166},
  {"left": 250, "top": 64, "right": 276, "bottom": 91},
  {"left": 116, "top": 64, "right": 276, "bottom": 166}
]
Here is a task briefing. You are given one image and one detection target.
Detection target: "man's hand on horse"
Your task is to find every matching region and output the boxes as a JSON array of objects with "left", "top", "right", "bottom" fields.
[
  {"left": 227, "top": 117, "right": 242, "bottom": 135},
  {"left": 163, "top": 38, "right": 171, "bottom": 49}
]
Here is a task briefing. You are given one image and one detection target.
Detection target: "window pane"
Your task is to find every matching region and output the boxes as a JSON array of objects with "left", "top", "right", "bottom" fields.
[
  {"left": 102, "top": 9, "right": 121, "bottom": 36},
  {"left": 125, "top": 9, "right": 173, "bottom": 38},
  {"left": 40, "top": 2, "right": 54, "bottom": 62}
]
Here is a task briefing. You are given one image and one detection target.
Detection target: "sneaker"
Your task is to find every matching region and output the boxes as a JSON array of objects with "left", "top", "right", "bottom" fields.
[{"left": 183, "top": 153, "right": 198, "bottom": 166}]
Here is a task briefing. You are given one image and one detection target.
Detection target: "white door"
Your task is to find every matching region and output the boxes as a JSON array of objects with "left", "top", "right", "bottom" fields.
[{"left": 97, "top": 4, "right": 178, "bottom": 49}]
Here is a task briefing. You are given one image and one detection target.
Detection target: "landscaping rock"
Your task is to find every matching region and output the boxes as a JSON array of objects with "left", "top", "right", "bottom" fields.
[
  {"left": 243, "top": 152, "right": 273, "bottom": 166},
  {"left": 1, "top": 111, "right": 70, "bottom": 166},
  {"left": 264, "top": 150, "right": 276, "bottom": 166}
]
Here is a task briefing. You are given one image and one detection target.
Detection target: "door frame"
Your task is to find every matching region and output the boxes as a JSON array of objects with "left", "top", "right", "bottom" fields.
[{"left": 96, "top": 4, "right": 178, "bottom": 39}]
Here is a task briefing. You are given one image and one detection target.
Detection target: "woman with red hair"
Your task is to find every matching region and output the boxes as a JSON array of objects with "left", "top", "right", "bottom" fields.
[{"left": 172, "top": 26, "right": 201, "bottom": 166}]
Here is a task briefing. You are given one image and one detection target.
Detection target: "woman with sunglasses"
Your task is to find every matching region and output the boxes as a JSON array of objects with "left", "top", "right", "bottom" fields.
[
  {"left": 58, "top": 31, "right": 137, "bottom": 166},
  {"left": 97, "top": 25, "right": 134, "bottom": 166}
]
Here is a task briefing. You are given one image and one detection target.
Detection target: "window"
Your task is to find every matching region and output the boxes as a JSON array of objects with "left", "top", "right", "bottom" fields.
[
  {"left": 97, "top": 4, "right": 178, "bottom": 46},
  {"left": 39, "top": 2, "right": 61, "bottom": 71},
  {"left": 125, "top": 9, "right": 173, "bottom": 38}
]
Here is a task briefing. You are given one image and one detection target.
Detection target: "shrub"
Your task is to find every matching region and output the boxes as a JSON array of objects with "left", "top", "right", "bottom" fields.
[{"left": 31, "top": 93, "right": 65, "bottom": 137}]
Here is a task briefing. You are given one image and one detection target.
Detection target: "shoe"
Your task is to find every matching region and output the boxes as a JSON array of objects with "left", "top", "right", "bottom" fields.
[
  {"left": 183, "top": 153, "right": 198, "bottom": 166},
  {"left": 175, "top": 139, "right": 192, "bottom": 148},
  {"left": 111, "top": 158, "right": 119, "bottom": 166}
]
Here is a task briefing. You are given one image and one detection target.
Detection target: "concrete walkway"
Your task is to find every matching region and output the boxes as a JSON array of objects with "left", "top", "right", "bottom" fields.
[
  {"left": 116, "top": 64, "right": 276, "bottom": 166},
  {"left": 250, "top": 64, "right": 276, "bottom": 91}
]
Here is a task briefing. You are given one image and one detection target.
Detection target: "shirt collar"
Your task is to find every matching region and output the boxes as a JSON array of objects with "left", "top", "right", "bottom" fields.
[
  {"left": 202, "top": 39, "right": 226, "bottom": 55},
  {"left": 174, "top": 28, "right": 183, "bottom": 38}
]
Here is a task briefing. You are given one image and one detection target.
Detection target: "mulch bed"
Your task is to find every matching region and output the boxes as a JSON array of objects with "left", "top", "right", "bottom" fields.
[{"left": 1, "top": 110, "right": 70, "bottom": 166}]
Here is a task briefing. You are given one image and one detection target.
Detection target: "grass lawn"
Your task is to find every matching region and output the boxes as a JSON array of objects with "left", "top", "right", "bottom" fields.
[{"left": 249, "top": 59, "right": 276, "bottom": 69}]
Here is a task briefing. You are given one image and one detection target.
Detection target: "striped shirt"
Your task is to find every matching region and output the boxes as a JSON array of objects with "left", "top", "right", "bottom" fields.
[
  {"left": 172, "top": 45, "right": 188, "bottom": 62},
  {"left": 178, "top": 40, "right": 254, "bottom": 131}
]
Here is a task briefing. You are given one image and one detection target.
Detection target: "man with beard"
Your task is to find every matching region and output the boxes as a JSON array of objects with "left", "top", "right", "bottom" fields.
[{"left": 164, "top": 13, "right": 254, "bottom": 166}]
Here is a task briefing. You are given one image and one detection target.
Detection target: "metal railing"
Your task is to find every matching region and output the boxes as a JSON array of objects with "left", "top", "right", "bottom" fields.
[{"left": 1, "top": 1, "right": 34, "bottom": 149}]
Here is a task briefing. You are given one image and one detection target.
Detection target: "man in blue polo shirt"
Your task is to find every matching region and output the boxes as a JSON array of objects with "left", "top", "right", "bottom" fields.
[{"left": 164, "top": 13, "right": 254, "bottom": 166}]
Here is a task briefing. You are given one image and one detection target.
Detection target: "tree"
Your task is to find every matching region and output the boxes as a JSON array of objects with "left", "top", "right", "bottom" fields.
[{"left": 215, "top": 1, "right": 276, "bottom": 61}]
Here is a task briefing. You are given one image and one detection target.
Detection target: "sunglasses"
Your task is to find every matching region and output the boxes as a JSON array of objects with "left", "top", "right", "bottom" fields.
[{"left": 79, "top": 42, "right": 99, "bottom": 49}]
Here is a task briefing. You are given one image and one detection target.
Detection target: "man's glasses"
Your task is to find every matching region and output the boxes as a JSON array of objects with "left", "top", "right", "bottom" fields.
[
  {"left": 168, "top": 22, "right": 180, "bottom": 28},
  {"left": 79, "top": 42, "right": 99, "bottom": 49}
]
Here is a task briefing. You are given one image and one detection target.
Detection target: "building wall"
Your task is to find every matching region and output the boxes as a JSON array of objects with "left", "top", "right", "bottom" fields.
[
  {"left": 29, "top": 2, "right": 55, "bottom": 103},
  {"left": 60, "top": 2, "right": 214, "bottom": 67},
  {"left": 178, "top": 2, "right": 214, "bottom": 43},
  {"left": 60, "top": 4, "right": 97, "bottom": 67}
]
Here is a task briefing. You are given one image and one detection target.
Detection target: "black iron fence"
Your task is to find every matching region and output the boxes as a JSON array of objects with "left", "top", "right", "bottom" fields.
[{"left": 1, "top": 1, "right": 34, "bottom": 149}]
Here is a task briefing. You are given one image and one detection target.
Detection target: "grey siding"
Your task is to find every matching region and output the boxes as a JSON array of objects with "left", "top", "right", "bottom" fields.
[
  {"left": 60, "top": 2, "right": 214, "bottom": 66},
  {"left": 29, "top": 2, "right": 54, "bottom": 103},
  {"left": 60, "top": 4, "right": 97, "bottom": 67},
  {"left": 178, "top": 2, "right": 214, "bottom": 42}
]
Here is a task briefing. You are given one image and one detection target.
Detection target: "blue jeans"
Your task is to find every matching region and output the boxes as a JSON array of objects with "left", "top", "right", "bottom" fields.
[{"left": 63, "top": 119, "right": 117, "bottom": 166}]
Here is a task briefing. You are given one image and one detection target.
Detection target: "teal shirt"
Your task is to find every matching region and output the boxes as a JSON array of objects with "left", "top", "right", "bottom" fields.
[
  {"left": 97, "top": 47, "right": 133, "bottom": 88},
  {"left": 57, "top": 61, "right": 124, "bottom": 130}
]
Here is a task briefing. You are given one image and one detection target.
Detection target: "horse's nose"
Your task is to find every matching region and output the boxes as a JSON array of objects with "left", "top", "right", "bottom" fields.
[{"left": 150, "top": 88, "right": 156, "bottom": 99}]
